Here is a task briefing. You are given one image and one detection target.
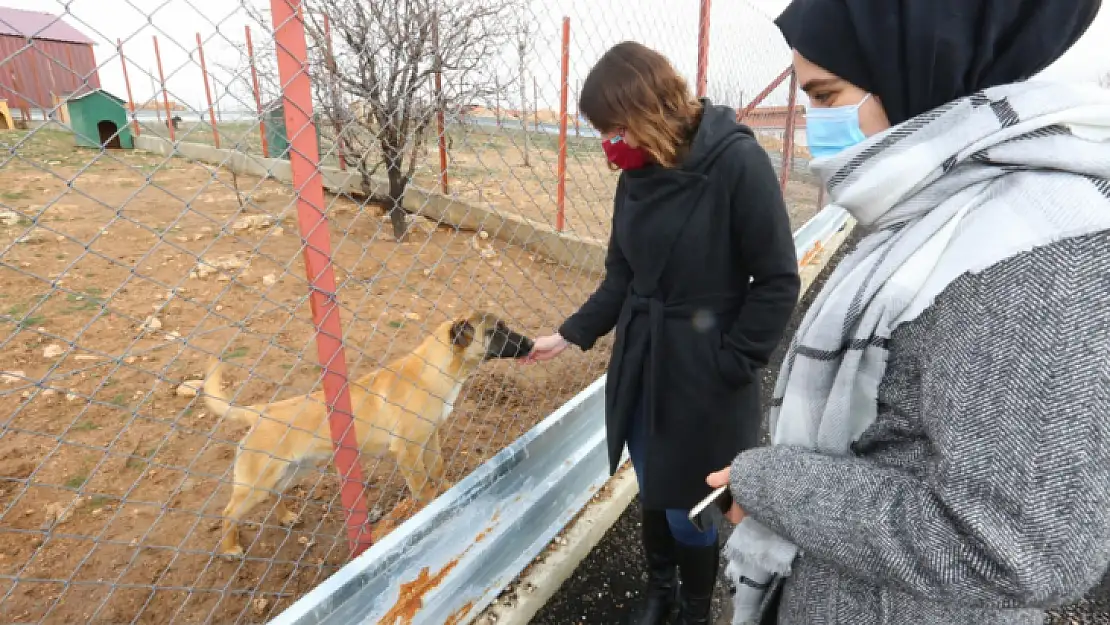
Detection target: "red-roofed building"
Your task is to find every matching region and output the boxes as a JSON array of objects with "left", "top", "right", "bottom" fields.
[
  {"left": 0, "top": 7, "right": 100, "bottom": 116},
  {"left": 741, "top": 104, "right": 807, "bottom": 130}
]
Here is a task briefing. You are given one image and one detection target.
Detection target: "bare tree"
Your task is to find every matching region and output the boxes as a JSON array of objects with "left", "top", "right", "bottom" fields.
[
  {"left": 516, "top": 17, "right": 531, "bottom": 167},
  {"left": 305, "top": 0, "right": 517, "bottom": 240}
]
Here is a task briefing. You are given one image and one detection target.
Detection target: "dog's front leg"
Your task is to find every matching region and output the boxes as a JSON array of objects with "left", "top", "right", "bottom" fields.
[
  {"left": 390, "top": 438, "right": 441, "bottom": 504},
  {"left": 423, "top": 431, "right": 452, "bottom": 494}
]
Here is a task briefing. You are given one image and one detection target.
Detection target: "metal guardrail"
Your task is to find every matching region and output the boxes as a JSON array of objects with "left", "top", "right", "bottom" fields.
[{"left": 269, "top": 203, "right": 852, "bottom": 625}]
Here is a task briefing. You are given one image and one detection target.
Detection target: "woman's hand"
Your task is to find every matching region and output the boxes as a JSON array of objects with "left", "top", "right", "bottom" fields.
[
  {"left": 707, "top": 466, "right": 745, "bottom": 524},
  {"left": 522, "top": 333, "right": 569, "bottom": 363}
]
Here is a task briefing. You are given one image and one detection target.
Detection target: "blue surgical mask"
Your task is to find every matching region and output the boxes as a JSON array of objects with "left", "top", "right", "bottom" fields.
[{"left": 806, "top": 94, "right": 872, "bottom": 159}]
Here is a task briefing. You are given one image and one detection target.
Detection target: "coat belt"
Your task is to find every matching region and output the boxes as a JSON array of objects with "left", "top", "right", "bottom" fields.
[{"left": 613, "top": 289, "right": 741, "bottom": 435}]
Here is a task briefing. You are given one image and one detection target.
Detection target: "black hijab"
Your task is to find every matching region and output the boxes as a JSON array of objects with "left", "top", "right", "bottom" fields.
[{"left": 775, "top": 0, "right": 1102, "bottom": 125}]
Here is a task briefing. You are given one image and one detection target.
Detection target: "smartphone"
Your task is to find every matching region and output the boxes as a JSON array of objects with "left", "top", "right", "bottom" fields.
[{"left": 688, "top": 485, "right": 733, "bottom": 533}]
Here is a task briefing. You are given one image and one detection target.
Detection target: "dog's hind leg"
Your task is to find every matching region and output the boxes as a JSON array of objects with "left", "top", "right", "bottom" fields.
[
  {"left": 273, "top": 498, "right": 301, "bottom": 527},
  {"left": 220, "top": 453, "right": 288, "bottom": 557}
]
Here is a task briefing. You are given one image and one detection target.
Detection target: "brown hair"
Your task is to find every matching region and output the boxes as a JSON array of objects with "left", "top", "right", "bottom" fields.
[{"left": 579, "top": 41, "right": 702, "bottom": 168}]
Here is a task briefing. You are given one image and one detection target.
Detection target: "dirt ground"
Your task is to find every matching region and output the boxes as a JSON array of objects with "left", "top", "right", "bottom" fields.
[{"left": 0, "top": 126, "right": 821, "bottom": 624}]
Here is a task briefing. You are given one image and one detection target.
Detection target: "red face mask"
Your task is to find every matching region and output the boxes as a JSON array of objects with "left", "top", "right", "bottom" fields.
[{"left": 602, "top": 134, "right": 650, "bottom": 170}]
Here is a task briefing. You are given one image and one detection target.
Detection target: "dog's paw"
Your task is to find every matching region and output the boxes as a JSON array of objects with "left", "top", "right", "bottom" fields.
[{"left": 220, "top": 545, "right": 245, "bottom": 558}]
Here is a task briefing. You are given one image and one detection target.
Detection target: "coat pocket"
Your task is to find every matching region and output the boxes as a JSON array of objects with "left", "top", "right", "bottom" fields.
[{"left": 713, "top": 331, "right": 755, "bottom": 387}]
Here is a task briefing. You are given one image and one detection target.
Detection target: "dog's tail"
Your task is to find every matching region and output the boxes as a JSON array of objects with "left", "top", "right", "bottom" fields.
[{"left": 203, "top": 358, "right": 260, "bottom": 425}]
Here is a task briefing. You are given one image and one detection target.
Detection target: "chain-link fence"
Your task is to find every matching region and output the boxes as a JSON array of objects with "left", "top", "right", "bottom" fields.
[{"left": 0, "top": 0, "right": 812, "bottom": 622}]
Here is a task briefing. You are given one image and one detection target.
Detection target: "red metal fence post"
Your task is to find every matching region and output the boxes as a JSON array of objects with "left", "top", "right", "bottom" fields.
[
  {"left": 245, "top": 25, "right": 269, "bottom": 158},
  {"left": 322, "top": 14, "right": 347, "bottom": 171},
  {"left": 696, "top": 0, "right": 711, "bottom": 98},
  {"left": 432, "top": 15, "right": 449, "bottom": 194},
  {"left": 779, "top": 69, "right": 798, "bottom": 192},
  {"left": 195, "top": 33, "right": 220, "bottom": 148},
  {"left": 152, "top": 36, "right": 174, "bottom": 141},
  {"left": 268, "top": 0, "right": 373, "bottom": 557},
  {"left": 117, "top": 39, "right": 140, "bottom": 137},
  {"left": 736, "top": 66, "right": 792, "bottom": 122},
  {"left": 556, "top": 17, "right": 570, "bottom": 232}
]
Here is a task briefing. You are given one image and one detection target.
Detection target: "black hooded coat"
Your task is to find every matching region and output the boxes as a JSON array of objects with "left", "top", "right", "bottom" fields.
[{"left": 559, "top": 102, "right": 801, "bottom": 511}]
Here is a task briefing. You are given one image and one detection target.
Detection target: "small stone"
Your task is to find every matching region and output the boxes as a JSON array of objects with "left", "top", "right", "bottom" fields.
[
  {"left": 43, "top": 344, "right": 65, "bottom": 359},
  {"left": 73, "top": 354, "right": 98, "bottom": 361},
  {"left": 16, "top": 233, "right": 44, "bottom": 245},
  {"left": 231, "top": 215, "right": 275, "bottom": 232},
  {"left": 125, "top": 357, "right": 137, "bottom": 365},
  {"left": 478, "top": 230, "right": 489, "bottom": 239},
  {"left": 0, "top": 210, "right": 20, "bottom": 226},
  {"left": 403, "top": 312, "right": 420, "bottom": 321},
  {"left": 42, "top": 501, "right": 72, "bottom": 527},
  {"left": 262, "top": 274, "right": 277, "bottom": 287},
  {"left": 140, "top": 316, "right": 162, "bottom": 331},
  {"left": 42, "top": 389, "right": 56, "bottom": 397},
  {"left": 66, "top": 393, "right": 79, "bottom": 402},
  {"left": 0, "top": 371, "right": 25, "bottom": 384},
  {"left": 250, "top": 597, "right": 269, "bottom": 617},
  {"left": 176, "top": 379, "right": 203, "bottom": 398}
]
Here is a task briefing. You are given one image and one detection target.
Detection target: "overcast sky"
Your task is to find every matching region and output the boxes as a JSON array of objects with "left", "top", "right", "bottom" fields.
[{"left": 7, "top": 0, "right": 1109, "bottom": 115}]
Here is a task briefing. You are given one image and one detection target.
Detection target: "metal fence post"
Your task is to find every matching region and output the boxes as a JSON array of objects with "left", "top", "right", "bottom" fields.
[
  {"left": 245, "top": 25, "right": 269, "bottom": 158},
  {"left": 556, "top": 17, "right": 570, "bottom": 232},
  {"left": 195, "top": 33, "right": 220, "bottom": 148},
  {"left": 696, "top": 0, "right": 711, "bottom": 98},
  {"left": 268, "top": 0, "right": 373, "bottom": 557},
  {"left": 152, "top": 36, "right": 173, "bottom": 141},
  {"left": 116, "top": 39, "right": 140, "bottom": 137},
  {"left": 780, "top": 69, "right": 798, "bottom": 192}
]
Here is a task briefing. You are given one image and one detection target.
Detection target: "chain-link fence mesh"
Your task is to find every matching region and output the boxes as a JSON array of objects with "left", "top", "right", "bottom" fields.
[{"left": 0, "top": 0, "right": 815, "bottom": 622}]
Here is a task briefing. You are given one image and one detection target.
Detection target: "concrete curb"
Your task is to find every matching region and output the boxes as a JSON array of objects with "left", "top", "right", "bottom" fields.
[
  {"left": 132, "top": 135, "right": 608, "bottom": 273},
  {"left": 477, "top": 216, "right": 858, "bottom": 625},
  {"left": 476, "top": 465, "right": 639, "bottom": 625}
]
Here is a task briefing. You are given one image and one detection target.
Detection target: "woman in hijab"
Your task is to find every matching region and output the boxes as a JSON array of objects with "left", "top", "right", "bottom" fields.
[{"left": 704, "top": 1, "right": 1110, "bottom": 624}]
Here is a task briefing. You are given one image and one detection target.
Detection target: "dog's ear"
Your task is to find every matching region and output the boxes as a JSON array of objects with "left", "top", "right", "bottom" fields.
[{"left": 449, "top": 319, "right": 475, "bottom": 348}]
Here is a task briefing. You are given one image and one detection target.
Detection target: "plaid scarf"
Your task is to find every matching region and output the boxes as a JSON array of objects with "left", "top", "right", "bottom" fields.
[{"left": 724, "top": 80, "right": 1110, "bottom": 624}]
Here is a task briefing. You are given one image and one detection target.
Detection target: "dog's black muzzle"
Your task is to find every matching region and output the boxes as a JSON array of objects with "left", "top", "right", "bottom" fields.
[{"left": 487, "top": 328, "right": 534, "bottom": 359}]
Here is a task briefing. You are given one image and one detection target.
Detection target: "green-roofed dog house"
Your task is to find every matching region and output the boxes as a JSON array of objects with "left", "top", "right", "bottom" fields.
[{"left": 66, "top": 89, "right": 133, "bottom": 150}]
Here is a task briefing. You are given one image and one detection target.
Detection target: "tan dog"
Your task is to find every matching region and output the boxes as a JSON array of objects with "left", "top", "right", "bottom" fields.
[{"left": 203, "top": 311, "right": 534, "bottom": 556}]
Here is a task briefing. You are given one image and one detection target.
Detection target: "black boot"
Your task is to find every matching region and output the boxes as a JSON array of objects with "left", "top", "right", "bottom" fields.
[
  {"left": 674, "top": 543, "right": 720, "bottom": 625},
  {"left": 629, "top": 509, "right": 678, "bottom": 625}
]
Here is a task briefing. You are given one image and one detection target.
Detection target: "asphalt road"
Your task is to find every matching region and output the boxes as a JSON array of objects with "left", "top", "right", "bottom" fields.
[{"left": 530, "top": 226, "right": 1110, "bottom": 625}]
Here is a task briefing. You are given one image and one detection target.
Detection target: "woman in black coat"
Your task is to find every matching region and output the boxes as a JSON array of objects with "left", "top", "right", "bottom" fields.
[{"left": 526, "top": 42, "right": 800, "bottom": 624}]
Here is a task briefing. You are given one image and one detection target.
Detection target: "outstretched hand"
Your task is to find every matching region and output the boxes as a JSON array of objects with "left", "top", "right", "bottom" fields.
[{"left": 521, "top": 333, "right": 569, "bottom": 364}]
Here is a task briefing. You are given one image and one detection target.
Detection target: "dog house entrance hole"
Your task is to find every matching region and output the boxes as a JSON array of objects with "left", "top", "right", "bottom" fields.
[{"left": 97, "top": 120, "right": 123, "bottom": 149}]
